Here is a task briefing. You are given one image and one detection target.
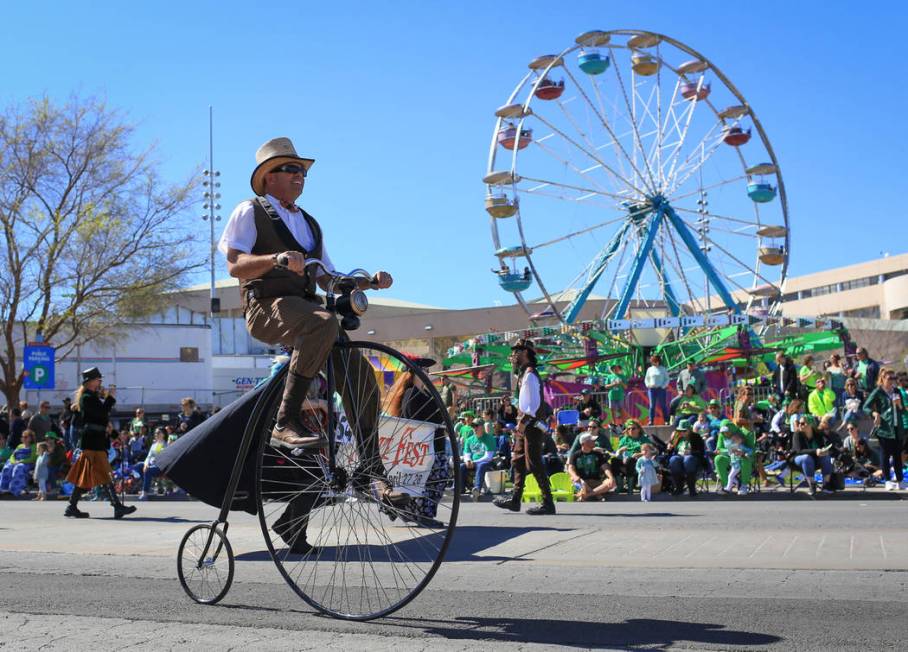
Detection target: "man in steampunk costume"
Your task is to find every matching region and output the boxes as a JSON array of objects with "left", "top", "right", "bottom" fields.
[
  {"left": 493, "top": 339, "right": 556, "bottom": 515},
  {"left": 217, "top": 137, "right": 405, "bottom": 552}
]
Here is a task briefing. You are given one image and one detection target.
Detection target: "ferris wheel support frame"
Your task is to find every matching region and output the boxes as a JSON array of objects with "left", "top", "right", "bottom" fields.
[
  {"left": 562, "top": 221, "right": 631, "bottom": 323},
  {"left": 663, "top": 203, "right": 739, "bottom": 312},
  {"left": 613, "top": 209, "right": 664, "bottom": 319},
  {"left": 647, "top": 246, "right": 681, "bottom": 317}
]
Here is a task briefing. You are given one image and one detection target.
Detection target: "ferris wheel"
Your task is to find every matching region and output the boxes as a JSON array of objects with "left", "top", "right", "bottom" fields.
[{"left": 484, "top": 29, "right": 789, "bottom": 325}]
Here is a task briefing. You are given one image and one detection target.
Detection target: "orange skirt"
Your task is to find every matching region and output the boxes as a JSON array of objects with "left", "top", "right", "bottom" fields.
[{"left": 66, "top": 450, "right": 113, "bottom": 489}]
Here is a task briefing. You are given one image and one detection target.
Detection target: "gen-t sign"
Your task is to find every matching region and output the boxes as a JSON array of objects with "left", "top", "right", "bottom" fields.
[{"left": 23, "top": 344, "right": 55, "bottom": 390}]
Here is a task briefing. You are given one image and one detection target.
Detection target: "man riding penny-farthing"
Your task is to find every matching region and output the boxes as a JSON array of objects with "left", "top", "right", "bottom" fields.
[{"left": 158, "top": 138, "right": 460, "bottom": 620}]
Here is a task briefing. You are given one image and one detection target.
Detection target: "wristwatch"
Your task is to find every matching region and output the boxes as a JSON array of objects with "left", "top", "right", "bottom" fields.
[{"left": 272, "top": 253, "right": 288, "bottom": 270}]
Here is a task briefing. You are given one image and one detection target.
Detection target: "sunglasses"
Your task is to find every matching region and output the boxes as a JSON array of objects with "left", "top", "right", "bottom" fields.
[{"left": 270, "top": 164, "right": 307, "bottom": 176}]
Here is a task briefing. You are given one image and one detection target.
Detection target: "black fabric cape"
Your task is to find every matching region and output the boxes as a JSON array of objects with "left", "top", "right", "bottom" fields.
[{"left": 156, "top": 384, "right": 266, "bottom": 515}]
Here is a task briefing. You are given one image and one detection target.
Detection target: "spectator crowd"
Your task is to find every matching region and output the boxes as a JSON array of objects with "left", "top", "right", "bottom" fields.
[
  {"left": 1, "top": 344, "right": 905, "bottom": 507},
  {"left": 0, "top": 396, "right": 212, "bottom": 501},
  {"left": 453, "top": 346, "right": 908, "bottom": 501}
]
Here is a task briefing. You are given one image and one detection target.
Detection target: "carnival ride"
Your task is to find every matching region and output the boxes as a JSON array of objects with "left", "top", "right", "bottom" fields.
[{"left": 484, "top": 30, "right": 789, "bottom": 327}]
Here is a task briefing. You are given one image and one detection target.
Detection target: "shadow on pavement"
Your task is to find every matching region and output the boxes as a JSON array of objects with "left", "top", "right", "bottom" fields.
[
  {"left": 554, "top": 512, "right": 695, "bottom": 518},
  {"left": 393, "top": 615, "right": 782, "bottom": 649},
  {"left": 236, "top": 525, "right": 572, "bottom": 563},
  {"left": 93, "top": 516, "right": 209, "bottom": 524}
]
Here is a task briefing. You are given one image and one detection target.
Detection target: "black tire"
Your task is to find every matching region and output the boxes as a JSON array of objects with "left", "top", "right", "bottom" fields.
[
  {"left": 254, "top": 340, "right": 461, "bottom": 620},
  {"left": 177, "top": 524, "right": 234, "bottom": 605}
]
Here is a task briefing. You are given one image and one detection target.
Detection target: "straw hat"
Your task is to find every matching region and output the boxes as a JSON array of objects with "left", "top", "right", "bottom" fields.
[{"left": 250, "top": 137, "right": 315, "bottom": 196}]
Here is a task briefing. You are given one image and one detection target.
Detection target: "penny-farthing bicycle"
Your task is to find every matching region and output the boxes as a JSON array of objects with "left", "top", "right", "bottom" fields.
[{"left": 176, "top": 261, "right": 461, "bottom": 620}]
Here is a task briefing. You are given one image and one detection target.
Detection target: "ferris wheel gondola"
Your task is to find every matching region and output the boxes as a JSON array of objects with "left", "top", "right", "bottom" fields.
[{"left": 484, "top": 29, "right": 790, "bottom": 327}]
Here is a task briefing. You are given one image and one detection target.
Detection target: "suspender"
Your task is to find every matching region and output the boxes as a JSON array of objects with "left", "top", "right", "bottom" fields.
[{"left": 255, "top": 197, "right": 322, "bottom": 257}]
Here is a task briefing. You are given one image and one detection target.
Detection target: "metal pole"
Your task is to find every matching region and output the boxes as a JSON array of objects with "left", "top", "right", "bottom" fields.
[{"left": 209, "top": 106, "right": 217, "bottom": 314}]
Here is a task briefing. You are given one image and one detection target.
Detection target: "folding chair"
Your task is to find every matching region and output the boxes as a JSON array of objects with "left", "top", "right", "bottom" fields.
[
  {"left": 521, "top": 474, "right": 542, "bottom": 503},
  {"left": 548, "top": 472, "right": 576, "bottom": 502}
]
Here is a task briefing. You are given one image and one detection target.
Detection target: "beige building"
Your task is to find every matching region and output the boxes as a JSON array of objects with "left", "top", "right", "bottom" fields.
[{"left": 777, "top": 252, "right": 908, "bottom": 320}]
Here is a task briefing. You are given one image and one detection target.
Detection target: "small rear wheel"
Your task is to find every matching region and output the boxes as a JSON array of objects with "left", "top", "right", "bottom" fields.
[{"left": 177, "top": 523, "right": 234, "bottom": 605}]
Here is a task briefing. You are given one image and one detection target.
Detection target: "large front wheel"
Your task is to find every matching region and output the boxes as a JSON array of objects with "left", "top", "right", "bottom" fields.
[{"left": 254, "top": 341, "right": 461, "bottom": 620}]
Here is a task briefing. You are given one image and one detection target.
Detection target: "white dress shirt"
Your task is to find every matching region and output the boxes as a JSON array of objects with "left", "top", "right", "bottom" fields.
[
  {"left": 218, "top": 194, "right": 335, "bottom": 276},
  {"left": 519, "top": 370, "right": 541, "bottom": 417}
]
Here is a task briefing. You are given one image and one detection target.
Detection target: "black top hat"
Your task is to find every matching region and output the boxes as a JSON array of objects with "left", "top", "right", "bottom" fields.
[
  {"left": 81, "top": 367, "right": 102, "bottom": 383},
  {"left": 510, "top": 338, "right": 536, "bottom": 353}
]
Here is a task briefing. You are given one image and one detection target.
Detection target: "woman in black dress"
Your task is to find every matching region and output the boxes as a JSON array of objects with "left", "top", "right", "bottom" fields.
[{"left": 64, "top": 367, "right": 137, "bottom": 519}]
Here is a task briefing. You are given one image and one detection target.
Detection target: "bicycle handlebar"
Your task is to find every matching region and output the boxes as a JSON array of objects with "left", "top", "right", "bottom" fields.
[
  {"left": 274, "top": 255, "right": 374, "bottom": 295},
  {"left": 303, "top": 259, "right": 372, "bottom": 295}
]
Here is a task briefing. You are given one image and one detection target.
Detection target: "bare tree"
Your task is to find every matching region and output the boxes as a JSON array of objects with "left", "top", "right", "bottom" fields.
[{"left": 0, "top": 95, "right": 203, "bottom": 407}]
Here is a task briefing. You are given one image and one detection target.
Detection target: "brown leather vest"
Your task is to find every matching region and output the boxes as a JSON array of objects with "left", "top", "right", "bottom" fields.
[{"left": 240, "top": 197, "right": 324, "bottom": 305}]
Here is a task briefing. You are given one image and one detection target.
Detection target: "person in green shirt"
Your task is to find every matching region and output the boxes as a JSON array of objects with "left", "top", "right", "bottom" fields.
[
  {"left": 567, "top": 433, "right": 616, "bottom": 501},
  {"left": 798, "top": 355, "right": 821, "bottom": 396},
  {"left": 455, "top": 410, "right": 475, "bottom": 447},
  {"left": 898, "top": 373, "right": 908, "bottom": 432},
  {"left": 460, "top": 418, "right": 497, "bottom": 500},
  {"left": 615, "top": 419, "right": 654, "bottom": 494},
  {"left": 676, "top": 385, "right": 707, "bottom": 422},
  {"left": 807, "top": 377, "right": 837, "bottom": 420},
  {"left": 0, "top": 433, "right": 11, "bottom": 466},
  {"left": 602, "top": 363, "right": 628, "bottom": 423},
  {"left": 566, "top": 418, "right": 613, "bottom": 459},
  {"left": 854, "top": 347, "right": 880, "bottom": 394},
  {"left": 0, "top": 429, "right": 37, "bottom": 496},
  {"left": 714, "top": 419, "right": 756, "bottom": 495},
  {"left": 863, "top": 369, "right": 906, "bottom": 489},
  {"left": 130, "top": 408, "right": 146, "bottom": 436}
]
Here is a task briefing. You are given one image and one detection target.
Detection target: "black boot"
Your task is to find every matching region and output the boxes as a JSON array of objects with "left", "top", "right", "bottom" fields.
[
  {"left": 493, "top": 492, "right": 521, "bottom": 512},
  {"left": 273, "top": 507, "right": 318, "bottom": 555},
  {"left": 106, "top": 484, "right": 136, "bottom": 519},
  {"left": 64, "top": 488, "right": 89, "bottom": 518},
  {"left": 526, "top": 495, "right": 556, "bottom": 515},
  {"left": 687, "top": 476, "right": 698, "bottom": 497},
  {"left": 271, "top": 373, "right": 325, "bottom": 449}
]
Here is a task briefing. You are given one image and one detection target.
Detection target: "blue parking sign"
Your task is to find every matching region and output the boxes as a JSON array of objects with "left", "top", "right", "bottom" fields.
[{"left": 24, "top": 345, "right": 55, "bottom": 389}]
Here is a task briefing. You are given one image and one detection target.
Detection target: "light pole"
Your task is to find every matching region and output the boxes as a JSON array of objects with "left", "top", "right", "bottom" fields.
[{"left": 202, "top": 106, "right": 222, "bottom": 314}]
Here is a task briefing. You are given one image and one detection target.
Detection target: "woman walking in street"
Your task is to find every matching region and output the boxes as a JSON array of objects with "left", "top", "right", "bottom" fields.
[{"left": 64, "top": 367, "right": 137, "bottom": 519}]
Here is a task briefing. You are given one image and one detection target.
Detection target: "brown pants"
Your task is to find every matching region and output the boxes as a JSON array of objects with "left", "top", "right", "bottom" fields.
[
  {"left": 246, "top": 295, "right": 381, "bottom": 461},
  {"left": 511, "top": 423, "right": 552, "bottom": 501}
]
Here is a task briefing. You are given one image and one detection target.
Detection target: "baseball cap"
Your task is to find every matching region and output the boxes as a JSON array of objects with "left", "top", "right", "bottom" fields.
[{"left": 676, "top": 419, "right": 691, "bottom": 431}]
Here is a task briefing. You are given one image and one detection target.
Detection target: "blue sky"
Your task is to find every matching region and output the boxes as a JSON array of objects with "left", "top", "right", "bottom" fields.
[{"left": 3, "top": 1, "right": 906, "bottom": 309}]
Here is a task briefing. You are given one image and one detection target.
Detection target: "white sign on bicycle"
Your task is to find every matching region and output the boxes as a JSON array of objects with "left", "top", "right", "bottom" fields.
[{"left": 378, "top": 415, "right": 437, "bottom": 496}]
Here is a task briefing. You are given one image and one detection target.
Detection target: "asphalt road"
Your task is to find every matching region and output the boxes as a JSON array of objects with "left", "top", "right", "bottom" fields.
[{"left": 1, "top": 492, "right": 906, "bottom": 650}]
